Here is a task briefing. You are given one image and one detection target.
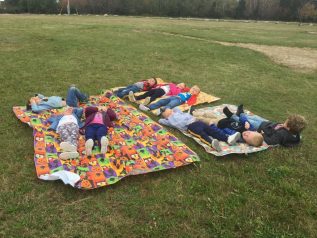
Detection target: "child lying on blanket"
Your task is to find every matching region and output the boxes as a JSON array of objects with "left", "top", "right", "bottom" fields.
[
  {"left": 192, "top": 107, "right": 264, "bottom": 147},
  {"left": 158, "top": 108, "right": 241, "bottom": 152},
  {"left": 128, "top": 82, "right": 188, "bottom": 105},
  {"left": 139, "top": 86, "right": 200, "bottom": 116},
  {"left": 114, "top": 77, "right": 157, "bottom": 98},
  {"left": 27, "top": 85, "right": 88, "bottom": 113},
  {"left": 223, "top": 105, "right": 307, "bottom": 147},
  {"left": 47, "top": 107, "right": 84, "bottom": 160},
  {"left": 82, "top": 106, "right": 117, "bottom": 156}
]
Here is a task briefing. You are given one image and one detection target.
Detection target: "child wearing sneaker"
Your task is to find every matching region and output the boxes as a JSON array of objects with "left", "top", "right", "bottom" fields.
[
  {"left": 47, "top": 107, "right": 84, "bottom": 160},
  {"left": 128, "top": 82, "right": 188, "bottom": 105},
  {"left": 82, "top": 106, "right": 117, "bottom": 156},
  {"left": 115, "top": 78, "right": 157, "bottom": 98},
  {"left": 158, "top": 108, "right": 241, "bottom": 152},
  {"left": 139, "top": 85, "right": 200, "bottom": 116},
  {"left": 27, "top": 85, "right": 88, "bottom": 113},
  {"left": 223, "top": 105, "right": 307, "bottom": 147}
]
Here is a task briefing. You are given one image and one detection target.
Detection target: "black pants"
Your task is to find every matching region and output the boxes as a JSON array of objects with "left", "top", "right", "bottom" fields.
[{"left": 135, "top": 88, "right": 166, "bottom": 103}]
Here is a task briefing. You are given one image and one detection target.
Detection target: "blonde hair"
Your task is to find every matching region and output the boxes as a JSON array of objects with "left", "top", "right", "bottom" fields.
[
  {"left": 191, "top": 85, "right": 201, "bottom": 94},
  {"left": 248, "top": 133, "right": 264, "bottom": 147}
]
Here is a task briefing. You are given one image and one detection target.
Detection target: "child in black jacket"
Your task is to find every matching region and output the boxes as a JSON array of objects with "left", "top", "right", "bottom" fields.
[{"left": 223, "top": 105, "right": 307, "bottom": 147}]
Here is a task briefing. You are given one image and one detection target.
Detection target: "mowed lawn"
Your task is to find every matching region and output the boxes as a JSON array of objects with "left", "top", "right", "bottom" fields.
[{"left": 0, "top": 15, "right": 316, "bottom": 237}]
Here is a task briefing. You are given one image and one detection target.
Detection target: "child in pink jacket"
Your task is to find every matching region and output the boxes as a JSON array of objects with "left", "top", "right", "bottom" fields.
[{"left": 128, "top": 83, "right": 189, "bottom": 105}]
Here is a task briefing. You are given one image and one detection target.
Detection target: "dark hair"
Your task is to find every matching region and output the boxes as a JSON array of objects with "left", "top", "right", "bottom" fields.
[
  {"left": 152, "top": 77, "right": 157, "bottom": 85},
  {"left": 26, "top": 100, "right": 32, "bottom": 111},
  {"left": 286, "top": 114, "right": 307, "bottom": 134}
]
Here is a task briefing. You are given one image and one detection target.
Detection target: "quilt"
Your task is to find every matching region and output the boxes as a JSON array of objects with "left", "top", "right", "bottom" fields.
[{"left": 13, "top": 93, "right": 200, "bottom": 189}]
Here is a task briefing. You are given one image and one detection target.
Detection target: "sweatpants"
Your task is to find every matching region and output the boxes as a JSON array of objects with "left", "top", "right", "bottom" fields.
[
  {"left": 57, "top": 122, "right": 79, "bottom": 147},
  {"left": 187, "top": 121, "right": 228, "bottom": 145},
  {"left": 135, "top": 88, "right": 166, "bottom": 103},
  {"left": 85, "top": 123, "right": 108, "bottom": 146}
]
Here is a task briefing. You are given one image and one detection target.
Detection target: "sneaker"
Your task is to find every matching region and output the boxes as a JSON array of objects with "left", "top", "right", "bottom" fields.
[
  {"left": 143, "top": 97, "right": 151, "bottom": 105},
  {"left": 153, "top": 108, "right": 161, "bottom": 116},
  {"left": 223, "top": 106, "right": 233, "bottom": 118},
  {"left": 227, "top": 132, "right": 241, "bottom": 145},
  {"left": 211, "top": 139, "right": 222, "bottom": 152},
  {"left": 128, "top": 91, "right": 136, "bottom": 102},
  {"left": 85, "top": 139, "right": 94, "bottom": 156},
  {"left": 60, "top": 141, "right": 77, "bottom": 152},
  {"left": 236, "top": 104, "right": 244, "bottom": 116},
  {"left": 100, "top": 136, "right": 109, "bottom": 154},
  {"left": 139, "top": 104, "right": 150, "bottom": 111},
  {"left": 60, "top": 151, "right": 79, "bottom": 160}
]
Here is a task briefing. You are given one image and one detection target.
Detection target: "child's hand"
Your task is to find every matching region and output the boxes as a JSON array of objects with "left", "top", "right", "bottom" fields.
[{"left": 245, "top": 122, "right": 250, "bottom": 130}]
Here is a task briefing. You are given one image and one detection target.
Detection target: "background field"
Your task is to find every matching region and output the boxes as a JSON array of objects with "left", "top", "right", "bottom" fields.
[{"left": 0, "top": 15, "right": 316, "bottom": 237}]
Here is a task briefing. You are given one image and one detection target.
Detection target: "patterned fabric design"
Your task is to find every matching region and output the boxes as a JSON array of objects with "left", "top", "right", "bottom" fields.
[
  {"left": 180, "top": 104, "right": 272, "bottom": 156},
  {"left": 13, "top": 94, "right": 200, "bottom": 189}
]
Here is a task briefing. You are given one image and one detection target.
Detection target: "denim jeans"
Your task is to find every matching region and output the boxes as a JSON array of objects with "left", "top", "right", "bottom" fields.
[
  {"left": 188, "top": 121, "right": 228, "bottom": 144},
  {"left": 115, "top": 85, "right": 141, "bottom": 98},
  {"left": 148, "top": 96, "right": 183, "bottom": 111},
  {"left": 231, "top": 113, "right": 267, "bottom": 130},
  {"left": 66, "top": 87, "right": 88, "bottom": 107}
]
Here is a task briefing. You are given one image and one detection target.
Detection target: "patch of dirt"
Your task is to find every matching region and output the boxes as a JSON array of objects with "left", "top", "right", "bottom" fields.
[
  {"left": 148, "top": 31, "right": 317, "bottom": 73},
  {"left": 217, "top": 41, "right": 317, "bottom": 72}
]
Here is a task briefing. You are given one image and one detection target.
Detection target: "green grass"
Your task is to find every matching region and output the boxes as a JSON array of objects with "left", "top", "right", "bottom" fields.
[{"left": 0, "top": 15, "right": 316, "bottom": 237}]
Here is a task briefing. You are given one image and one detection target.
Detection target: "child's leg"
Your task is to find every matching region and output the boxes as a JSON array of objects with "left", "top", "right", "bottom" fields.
[
  {"left": 148, "top": 98, "right": 171, "bottom": 110},
  {"left": 116, "top": 85, "right": 140, "bottom": 98},
  {"left": 148, "top": 88, "right": 166, "bottom": 102},
  {"left": 67, "top": 123, "right": 79, "bottom": 147},
  {"left": 85, "top": 124, "right": 97, "bottom": 156},
  {"left": 135, "top": 90, "right": 154, "bottom": 101},
  {"left": 96, "top": 125, "right": 108, "bottom": 147},
  {"left": 187, "top": 122, "right": 214, "bottom": 145},
  {"left": 95, "top": 125, "right": 108, "bottom": 154},
  {"left": 239, "top": 113, "right": 267, "bottom": 130},
  {"left": 163, "top": 97, "right": 183, "bottom": 110},
  {"left": 66, "top": 86, "right": 88, "bottom": 107}
]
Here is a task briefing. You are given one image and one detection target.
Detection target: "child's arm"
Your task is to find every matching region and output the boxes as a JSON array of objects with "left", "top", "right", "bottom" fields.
[
  {"left": 186, "top": 95, "right": 197, "bottom": 106},
  {"left": 73, "top": 108, "right": 83, "bottom": 119},
  {"left": 106, "top": 108, "right": 117, "bottom": 121},
  {"left": 158, "top": 118, "right": 174, "bottom": 128}
]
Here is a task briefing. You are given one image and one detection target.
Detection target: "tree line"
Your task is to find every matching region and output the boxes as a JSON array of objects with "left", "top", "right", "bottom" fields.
[{"left": 2, "top": 0, "right": 317, "bottom": 22}]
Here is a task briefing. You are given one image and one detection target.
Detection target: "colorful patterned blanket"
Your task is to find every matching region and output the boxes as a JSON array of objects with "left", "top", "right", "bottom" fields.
[
  {"left": 13, "top": 94, "right": 200, "bottom": 189},
  {"left": 179, "top": 104, "right": 271, "bottom": 156},
  {"left": 111, "top": 78, "right": 220, "bottom": 113}
]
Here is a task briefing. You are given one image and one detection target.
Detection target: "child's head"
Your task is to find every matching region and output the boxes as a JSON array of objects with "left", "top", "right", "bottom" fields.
[
  {"left": 64, "top": 107, "right": 73, "bottom": 115},
  {"left": 177, "top": 83, "right": 186, "bottom": 89},
  {"left": 190, "top": 85, "right": 200, "bottom": 95},
  {"left": 242, "top": 131, "right": 264, "bottom": 147},
  {"left": 162, "top": 108, "right": 173, "bottom": 119},
  {"left": 148, "top": 77, "right": 157, "bottom": 87},
  {"left": 284, "top": 114, "right": 307, "bottom": 134}
]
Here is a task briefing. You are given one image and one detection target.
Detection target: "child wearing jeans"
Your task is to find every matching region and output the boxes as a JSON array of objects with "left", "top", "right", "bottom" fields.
[
  {"left": 139, "top": 85, "right": 200, "bottom": 116},
  {"left": 223, "top": 105, "right": 307, "bottom": 147},
  {"left": 27, "top": 85, "right": 88, "bottom": 113},
  {"left": 128, "top": 82, "right": 188, "bottom": 105},
  {"left": 47, "top": 107, "right": 84, "bottom": 160},
  {"left": 158, "top": 108, "right": 241, "bottom": 152},
  {"left": 115, "top": 78, "right": 157, "bottom": 98},
  {"left": 82, "top": 106, "right": 117, "bottom": 156}
]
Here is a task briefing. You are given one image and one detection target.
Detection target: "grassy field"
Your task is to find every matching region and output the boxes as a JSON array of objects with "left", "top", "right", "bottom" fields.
[{"left": 0, "top": 15, "right": 316, "bottom": 237}]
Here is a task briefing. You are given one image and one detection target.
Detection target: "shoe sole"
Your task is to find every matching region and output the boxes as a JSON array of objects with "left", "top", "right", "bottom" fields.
[
  {"left": 60, "top": 142, "right": 77, "bottom": 152},
  {"left": 85, "top": 139, "right": 94, "bottom": 156},
  {"left": 228, "top": 132, "right": 241, "bottom": 145},
  {"left": 143, "top": 97, "right": 151, "bottom": 105},
  {"left": 60, "top": 151, "right": 79, "bottom": 160},
  {"left": 212, "top": 140, "right": 222, "bottom": 152},
  {"left": 128, "top": 91, "right": 135, "bottom": 102},
  {"left": 100, "top": 136, "right": 109, "bottom": 154}
]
